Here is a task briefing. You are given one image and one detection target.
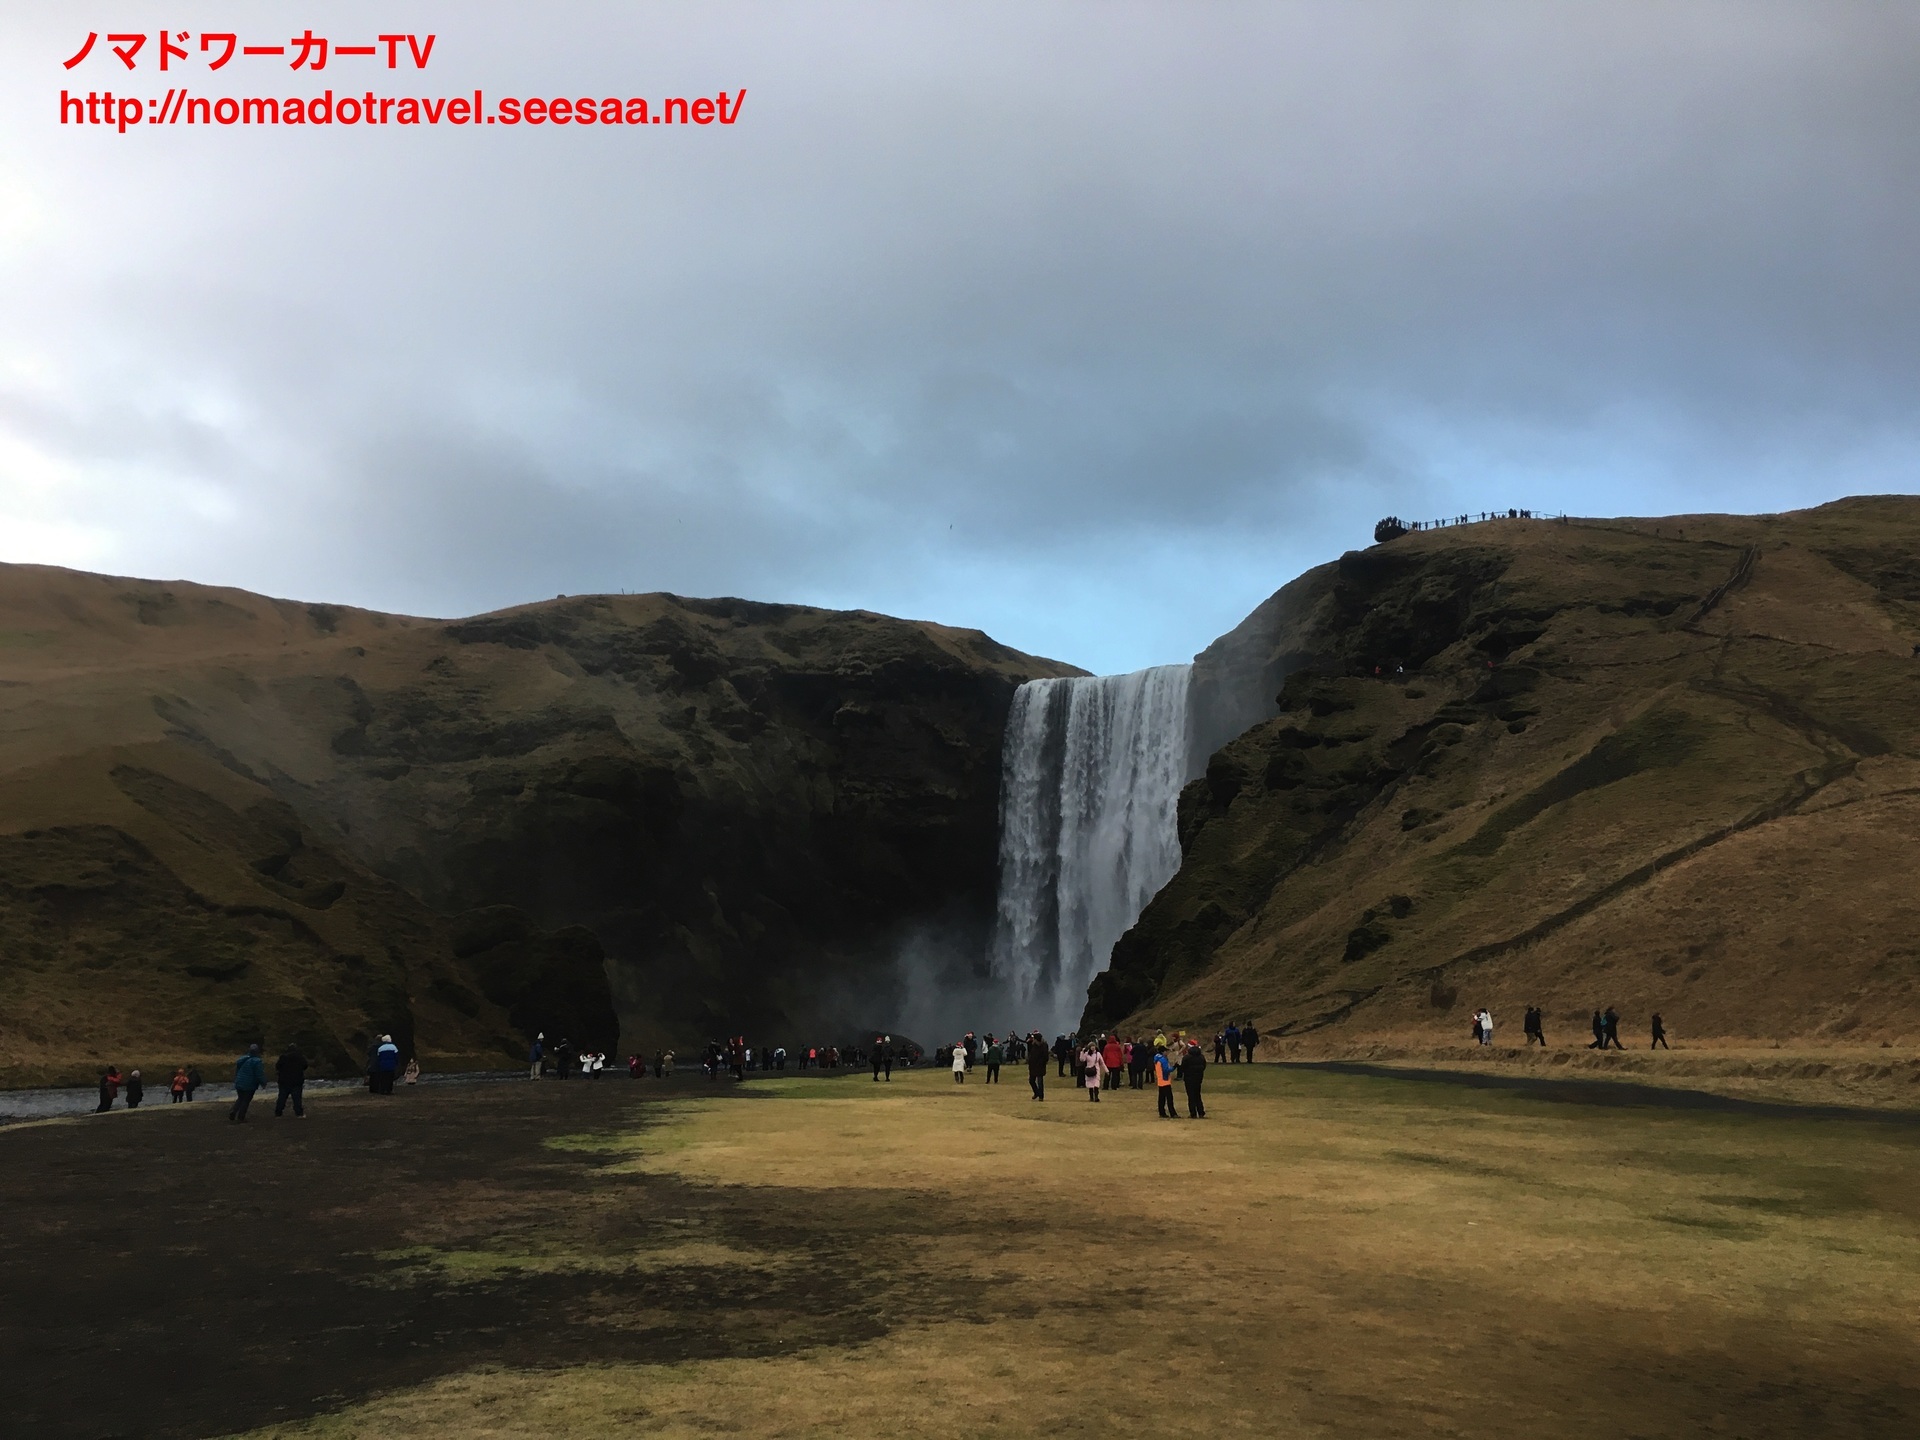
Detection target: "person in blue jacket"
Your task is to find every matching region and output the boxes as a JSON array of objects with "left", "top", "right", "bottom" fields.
[
  {"left": 371, "top": 1034, "right": 401, "bottom": 1094},
  {"left": 230, "top": 1043, "right": 266, "bottom": 1122}
]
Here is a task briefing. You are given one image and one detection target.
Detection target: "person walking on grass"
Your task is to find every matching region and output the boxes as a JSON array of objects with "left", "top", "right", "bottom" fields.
[
  {"left": 1479, "top": 1008, "right": 1494, "bottom": 1046},
  {"left": 1101, "top": 1034, "right": 1124, "bottom": 1091},
  {"left": 873, "top": 1035, "right": 893, "bottom": 1082},
  {"left": 95, "top": 1067, "right": 122, "bottom": 1114},
  {"left": 1524, "top": 1006, "right": 1545, "bottom": 1046},
  {"left": 1651, "top": 1013, "right": 1669, "bottom": 1050},
  {"left": 1054, "top": 1034, "right": 1071, "bottom": 1078},
  {"left": 274, "top": 1045, "right": 308, "bottom": 1117},
  {"left": 1588, "top": 1010, "right": 1605, "bottom": 1050},
  {"left": 1603, "top": 1007, "right": 1624, "bottom": 1050},
  {"left": 1027, "top": 1030, "right": 1048, "bottom": 1101},
  {"left": 984, "top": 1035, "right": 1004, "bottom": 1084},
  {"left": 952, "top": 1043, "right": 968, "bottom": 1084},
  {"left": 1226, "top": 1021, "right": 1242, "bottom": 1063},
  {"left": 1242, "top": 1022, "right": 1259, "bottom": 1062},
  {"left": 124, "top": 1070, "right": 144, "bottom": 1108},
  {"left": 1183, "top": 1039, "right": 1208, "bottom": 1118},
  {"left": 230, "top": 1043, "right": 265, "bottom": 1122},
  {"left": 1083, "top": 1044, "right": 1106, "bottom": 1101},
  {"left": 528, "top": 1033, "right": 544, "bottom": 1079}
]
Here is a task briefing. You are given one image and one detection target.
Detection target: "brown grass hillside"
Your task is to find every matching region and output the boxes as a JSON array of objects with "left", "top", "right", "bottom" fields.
[
  {"left": 1088, "top": 496, "right": 1920, "bottom": 1049},
  {"left": 0, "top": 567, "right": 1075, "bottom": 1085}
]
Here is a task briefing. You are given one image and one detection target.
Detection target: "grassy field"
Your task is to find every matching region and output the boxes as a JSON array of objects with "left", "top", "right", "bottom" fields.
[{"left": 234, "top": 1063, "right": 1920, "bottom": 1439}]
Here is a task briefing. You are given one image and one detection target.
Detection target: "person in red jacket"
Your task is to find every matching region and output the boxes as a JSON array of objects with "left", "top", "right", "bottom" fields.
[{"left": 1100, "top": 1035, "right": 1124, "bottom": 1091}]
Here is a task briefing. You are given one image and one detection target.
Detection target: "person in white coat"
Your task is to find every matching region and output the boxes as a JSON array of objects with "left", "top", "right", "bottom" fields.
[{"left": 951, "top": 1043, "right": 968, "bottom": 1083}]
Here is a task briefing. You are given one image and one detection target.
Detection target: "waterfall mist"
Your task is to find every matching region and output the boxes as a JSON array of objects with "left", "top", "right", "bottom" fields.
[{"left": 988, "top": 665, "right": 1193, "bottom": 1035}]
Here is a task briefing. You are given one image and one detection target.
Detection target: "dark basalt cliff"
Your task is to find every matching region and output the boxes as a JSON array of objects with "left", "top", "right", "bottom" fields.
[
  {"left": 1087, "top": 497, "right": 1920, "bottom": 1045},
  {"left": 0, "top": 569, "right": 1078, "bottom": 1083}
]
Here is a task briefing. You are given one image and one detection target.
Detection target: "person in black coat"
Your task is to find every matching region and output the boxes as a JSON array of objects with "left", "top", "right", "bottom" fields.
[
  {"left": 274, "top": 1046, "right": 309, "bottom": 1117},
  {"left": 1026, "top": 1031, "right": 1048, "bottom": 1101},
  {"left": 1182, "top": 1040, "right": 1208, "bottom": 1118}
]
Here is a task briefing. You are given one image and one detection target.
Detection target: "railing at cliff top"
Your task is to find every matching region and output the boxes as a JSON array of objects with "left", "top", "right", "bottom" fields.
[{"left": 1374, "top": 510, "right": 1567, "bottom": 543}]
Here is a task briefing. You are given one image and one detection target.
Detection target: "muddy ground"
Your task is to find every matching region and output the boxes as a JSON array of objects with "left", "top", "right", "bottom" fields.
[{"left": 0, "top": 1075, "right": 960, "bottom": 1440}]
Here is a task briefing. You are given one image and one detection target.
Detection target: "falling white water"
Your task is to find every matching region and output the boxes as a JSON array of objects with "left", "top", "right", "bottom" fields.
[{"left": 989, "top": 665, "right": 1192, "bottom": 1032}]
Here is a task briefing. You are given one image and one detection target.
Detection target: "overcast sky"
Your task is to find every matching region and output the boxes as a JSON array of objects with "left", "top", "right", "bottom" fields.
[{"left": 3, "top": 2, "right": 1918, "bottom": 673}]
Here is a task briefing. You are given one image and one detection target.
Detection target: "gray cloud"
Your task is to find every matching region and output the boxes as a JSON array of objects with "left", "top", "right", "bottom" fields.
[{"left": 3, "top": 1, "right": 1918, "bottom": 671}]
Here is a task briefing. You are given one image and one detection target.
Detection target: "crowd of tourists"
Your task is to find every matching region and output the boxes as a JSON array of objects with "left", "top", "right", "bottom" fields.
[
  {"left": 88, "top": 1031, "right": 428, "bottom": 1122},
  {"left": 524, "top": 1032, "right": 925, "bottom": 1082},
  {"left": 931, "top": 1027, "right": 1238, "bottom": 1119}
]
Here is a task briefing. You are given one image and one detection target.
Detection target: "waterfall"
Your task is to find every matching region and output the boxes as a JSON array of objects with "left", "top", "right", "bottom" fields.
[{"left": 989, "top": 664, "right": 1192, "bottom": 1032}]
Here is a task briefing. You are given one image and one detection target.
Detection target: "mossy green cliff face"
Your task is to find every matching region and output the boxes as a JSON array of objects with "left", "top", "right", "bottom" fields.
[
  {"left": 0, "top": 571, "right": 1076, "bottom": 1083},
  {"left": 1087, "top": 497, "right": 1920, "bottom": 1045}
]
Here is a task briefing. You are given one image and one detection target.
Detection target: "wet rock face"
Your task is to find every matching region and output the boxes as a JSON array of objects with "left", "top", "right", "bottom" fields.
[
  {"left": 0, "top": 572, "right": 1076, "bottom": 1075},
  {"left": 1086, "top": 499, "right": 1920, "bottom": 1044},
  {"left": 316, "top": 598, "right": 1070, "bottom": 1047}
]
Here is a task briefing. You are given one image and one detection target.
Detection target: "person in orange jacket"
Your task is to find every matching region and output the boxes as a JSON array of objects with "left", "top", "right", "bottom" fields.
[{"left": 1153, "top": 1044, "right": 1178, "bottom": 1119}]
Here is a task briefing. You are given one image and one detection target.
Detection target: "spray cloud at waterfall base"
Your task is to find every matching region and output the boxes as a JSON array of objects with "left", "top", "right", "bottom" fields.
[{"left": 989, "top": 665, "right": 1194, "bottom": 1035}]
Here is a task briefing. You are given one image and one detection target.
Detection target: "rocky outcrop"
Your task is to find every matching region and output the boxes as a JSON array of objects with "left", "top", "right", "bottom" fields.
[
  {"left": 0, "top": 569, "right": 1077, "bottom": 1082},
  {"left": 1087, "top": 497, "right": 1920, "bottom": 1045}
]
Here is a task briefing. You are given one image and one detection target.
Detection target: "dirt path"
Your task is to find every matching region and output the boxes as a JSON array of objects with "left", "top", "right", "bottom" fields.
[
  {"left": 0, "top": 1077, "right": 923, "bottom": 1440},
  {"left": 1278, "top": 1059, "right": 1920, "bottom": 1123}
]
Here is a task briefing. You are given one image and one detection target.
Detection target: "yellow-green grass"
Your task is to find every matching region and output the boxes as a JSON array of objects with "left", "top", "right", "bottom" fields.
[{"left": 237, "top": 1064, "right": 1920, "bottom": 1438}]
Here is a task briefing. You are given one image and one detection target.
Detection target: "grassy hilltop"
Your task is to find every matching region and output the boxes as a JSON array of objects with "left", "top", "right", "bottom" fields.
[
  {"left": 1090, "top": 496, "right": 1920, "bottom": 1048},
  {"left": 0, "top": 568, "right": 1075, "bottom": 1084}
]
